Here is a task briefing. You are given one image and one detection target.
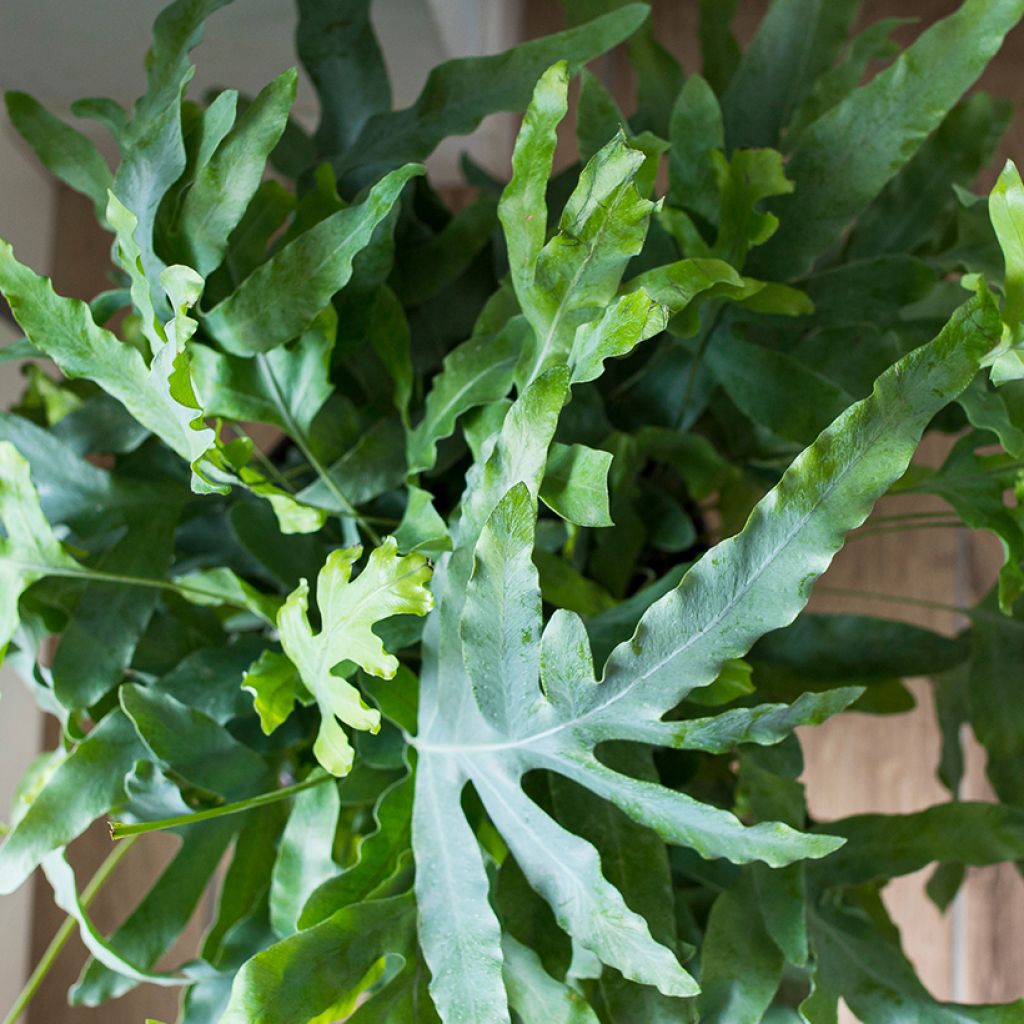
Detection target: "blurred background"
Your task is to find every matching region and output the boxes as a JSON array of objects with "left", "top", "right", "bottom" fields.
[{"left": 0, "top": 1, "right": 1022, "bottom": 1020}]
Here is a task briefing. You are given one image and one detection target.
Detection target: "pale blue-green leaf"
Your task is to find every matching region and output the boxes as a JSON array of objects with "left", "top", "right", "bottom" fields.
[
  {"left": 547, "top": 741, "right": 683, "bottom": 1019},
  {"left": 461, "top": 484, "right": 545, "bottom": 735},
  {"left": 406, "top": 313, "right": 959, "bottom": 1017},
  {"left": 413, "top": 756, "right": 509, "bottom": 1024},
  {"left": 413, "top": 372, "right": 568, "bottom": 1022},
  {"left": 410, "top": 296, "right": 1002, "bottom": 1020},
  {"left": 407, "top": 370, "right": 729, "bottom": 1015},
  {"left": 591, "top": 298, "right": 997, "bottom": 734},
  {"left": 540, "top": 443, "right": 614, "bottom": 528},
  {"left": 472, "top": 755, "right": 698, "bottom": 998},
  {"left": 623, "top": 688, "right": 861, "bottom": 751},
  {"left": 502, "top": 934, "right": 600, "bottom": 1024},
  {"left": 269, "top": 779, "right": 341, "bottom": 936}
]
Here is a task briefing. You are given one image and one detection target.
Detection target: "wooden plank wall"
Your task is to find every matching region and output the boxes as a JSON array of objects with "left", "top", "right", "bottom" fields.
[
  {"left": 803, "top": 445, "right": 1024, "bottom": 1012},
  {"left": 20, "top": 2, "right": 1024, "bottom": 1020}
]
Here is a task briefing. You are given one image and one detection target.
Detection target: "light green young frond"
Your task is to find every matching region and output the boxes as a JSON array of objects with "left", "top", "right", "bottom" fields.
[{"left": 275, "top": 538, "right": 433, "bottom": 775}]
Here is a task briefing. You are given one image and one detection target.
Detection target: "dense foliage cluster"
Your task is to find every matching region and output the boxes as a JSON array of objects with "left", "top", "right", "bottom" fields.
[{"left": 3, "top": 0, "right": 1024, "bottom": 1021}]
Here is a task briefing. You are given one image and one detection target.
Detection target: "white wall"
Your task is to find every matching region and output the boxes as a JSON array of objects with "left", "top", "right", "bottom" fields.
[{"left": 0, "top": 118, "right": 55, "bottom": 1021}]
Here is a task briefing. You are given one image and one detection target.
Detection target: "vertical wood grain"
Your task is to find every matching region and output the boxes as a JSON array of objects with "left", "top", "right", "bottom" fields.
[
  {"left": 959, "top": 533, "right": 1024, "bottom": 1003},
  {"left": 801, "top": 434, "right": 963, "bottom": 1011}
]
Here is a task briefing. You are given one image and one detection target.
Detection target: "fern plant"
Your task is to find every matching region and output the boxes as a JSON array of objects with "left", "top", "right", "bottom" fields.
[{"left": 2, "top": 1, "right": 1024, "bottom": 1021}]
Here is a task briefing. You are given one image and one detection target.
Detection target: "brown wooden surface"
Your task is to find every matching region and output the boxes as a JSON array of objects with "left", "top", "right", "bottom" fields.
[
  {"left": 802, "top": 457, "right": 961, "bottom": 1001},
  {"left": 803, "top": 463, "right": 1024, "bottom": 1014},
  {"left": 958, "top": 535, "right": 1024, "bottom": 1004}
]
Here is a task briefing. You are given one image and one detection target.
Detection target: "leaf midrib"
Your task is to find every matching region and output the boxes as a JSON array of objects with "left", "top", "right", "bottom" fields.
[
  {"left": 525, "top": 179, "right": 642, "bottom": 387},
  {"left": 411, "top": 375, "right": 926, "bottom": 756}
]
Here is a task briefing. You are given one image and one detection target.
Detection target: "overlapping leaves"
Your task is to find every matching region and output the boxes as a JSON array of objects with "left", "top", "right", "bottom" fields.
[{"left": 3, "top": 1, "right": 1024, "bottom": 1022}]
